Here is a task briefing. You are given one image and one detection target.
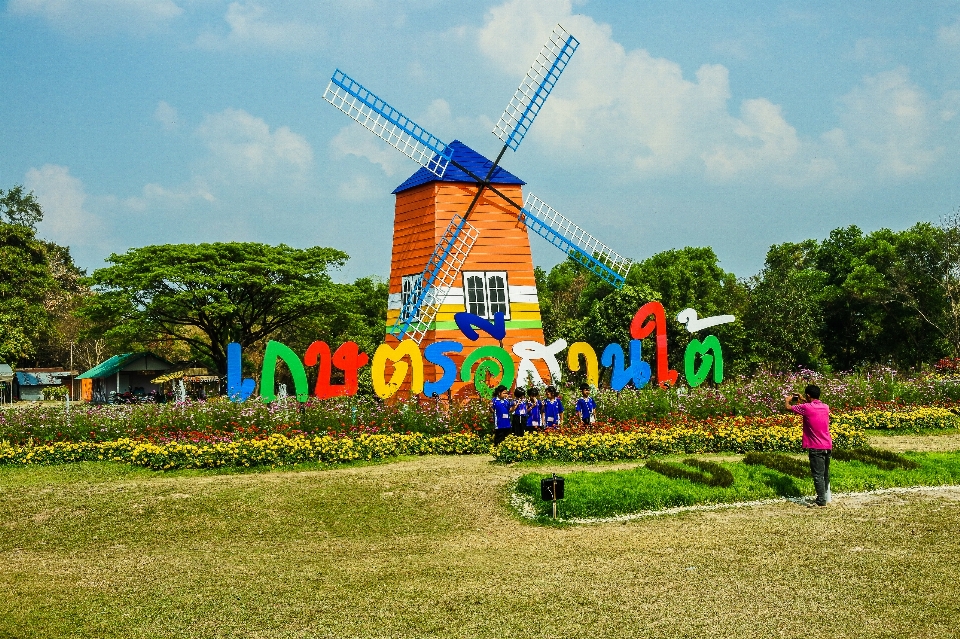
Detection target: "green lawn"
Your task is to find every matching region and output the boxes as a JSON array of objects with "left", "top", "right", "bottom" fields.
[
  {"left": 3, "top": 449, "right": 960, "bottom": 638},
  {"left": 516, "top": 452, "right": 960, "bottom": 519}
]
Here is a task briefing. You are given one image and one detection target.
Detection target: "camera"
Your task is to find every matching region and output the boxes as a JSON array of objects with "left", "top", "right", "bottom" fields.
[{"left": 791, "top": 394, "right": 801, "bottom": 402}]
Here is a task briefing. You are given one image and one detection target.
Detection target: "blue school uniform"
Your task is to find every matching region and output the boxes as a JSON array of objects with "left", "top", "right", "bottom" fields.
[
  {"left": 492, "top": 396, "right": 513, "bottom": 445},
  {"left": 492, "top": 397, "right": 511, "bottom": 430},
  {"left": 528, "top": 399, "right": 544, "bottom": 429},
  {"left": 543, "top": 398, "right": 564, "bottom": 427},
  {"left": 575, "top": 396, "right": 596, "bottom": 424},
  {"left": 510, "top": 398, "right": 528, "bottom": 436}
]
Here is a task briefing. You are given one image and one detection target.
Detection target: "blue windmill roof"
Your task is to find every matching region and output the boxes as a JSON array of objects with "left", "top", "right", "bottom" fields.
[{"left": 392, "top": 140, "right": 525, "bottom": 194}]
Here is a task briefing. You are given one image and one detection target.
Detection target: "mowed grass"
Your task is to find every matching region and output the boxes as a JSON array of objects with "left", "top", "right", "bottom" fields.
[
  {"left": 1, "top": 450, "right": 960, "bottom": 638},
  {"left": 516, "top": 452, "right": 960, "bottom": 519}
]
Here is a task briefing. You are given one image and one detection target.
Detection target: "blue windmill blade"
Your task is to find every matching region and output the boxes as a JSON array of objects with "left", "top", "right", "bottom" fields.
[
  {"left": 323, "top": 70, "right": 454, "bottom": 179},
  {"left": 493, "top": 25, "right": 579, "bottom": 152},
  {"left": 519, "top": 193, "right": 633, "bottom": 288}
]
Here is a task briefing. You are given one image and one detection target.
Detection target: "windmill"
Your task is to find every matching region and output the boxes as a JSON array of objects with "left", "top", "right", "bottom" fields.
[{"left": 323, "top": 25, "right": 632, "bottom": 388}]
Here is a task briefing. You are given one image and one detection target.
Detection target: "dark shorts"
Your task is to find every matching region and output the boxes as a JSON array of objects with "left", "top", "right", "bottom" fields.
[{"left": 511, "top": 414, "right": 527, "bottom": 437}]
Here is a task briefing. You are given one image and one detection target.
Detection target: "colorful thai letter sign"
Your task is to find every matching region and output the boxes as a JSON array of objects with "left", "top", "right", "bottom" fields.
[{"left": 227, "top": 302, "right": 734, "bottom": 402}]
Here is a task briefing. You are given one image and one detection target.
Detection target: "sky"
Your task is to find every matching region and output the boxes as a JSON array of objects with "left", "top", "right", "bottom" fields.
[{"left": 2, "top": 0, "right": 960, "bottom": 283}]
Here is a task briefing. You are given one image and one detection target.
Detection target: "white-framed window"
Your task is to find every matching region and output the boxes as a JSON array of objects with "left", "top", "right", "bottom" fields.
[
  {"left": 400, "top": 274, "right": 423, "bottom": 322},
  {"left": 462, "top": 271, "right": 510, "bottom": 320}
]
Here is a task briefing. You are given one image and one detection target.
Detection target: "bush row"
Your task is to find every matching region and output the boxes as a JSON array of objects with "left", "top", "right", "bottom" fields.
[
  {"left": 645, "top": 458, "right": 735, "bottom": 488},
  {"left": 832, "top": 447, "right": 920, "bottom": 470},
  {"left": 742, "top": 452, "right": 810, "bottom": 478}
]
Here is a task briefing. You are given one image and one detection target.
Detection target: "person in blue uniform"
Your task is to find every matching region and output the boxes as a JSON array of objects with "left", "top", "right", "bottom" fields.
[
  {"left": 543, "top": 385, "right": 564, "bottom": 429},
  {"left": 492, "top": 385, "right": 512, "bottom": 445},
  {"left": 510, "top": 386, "right": 529, "bottom": 437},
  {"left": 575, "top": 383, "right": 596, "bottom": 426},
  {"left": 527, "top": 387, "right": 544, "bottom": 432}
]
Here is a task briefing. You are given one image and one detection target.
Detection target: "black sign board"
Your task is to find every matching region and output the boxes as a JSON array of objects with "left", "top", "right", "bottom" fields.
[{"left": 540, "top": 475, "right": 565, "bottom": 501}]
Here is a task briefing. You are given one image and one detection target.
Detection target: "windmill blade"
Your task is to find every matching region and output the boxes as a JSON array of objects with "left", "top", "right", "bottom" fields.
[
  {"left": 324, "top": 69, "right": 454, "bottom": 178},
  {"left": 390, "top": 214, "right": 480, "bottom": 343},
  {"left": 493, "top": 25, "right": 579, "bottom": 152},
  {"left": 520, "top": 193, "right": 633, "bottom": 288}
]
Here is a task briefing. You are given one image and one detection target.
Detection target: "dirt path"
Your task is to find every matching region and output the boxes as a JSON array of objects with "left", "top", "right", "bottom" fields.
[{"left": 868, "top": 432, "right": 960, "bottom": 452}]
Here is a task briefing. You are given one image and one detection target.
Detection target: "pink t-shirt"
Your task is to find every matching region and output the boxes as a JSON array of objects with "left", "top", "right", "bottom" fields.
[{"left": 790, "top": 399, "right": 832, "bottom": 450}]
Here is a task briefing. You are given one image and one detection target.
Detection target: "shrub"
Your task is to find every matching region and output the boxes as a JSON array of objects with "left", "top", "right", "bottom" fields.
[
  {"left": 742, "top": 451, "right": 810, "bottom": 478},
  {"left": 645, "top": 458, "right": 734, "bottom": 488},
  {"left": 832, "top": 447, "right": 920, "bottom": 470},
  {"left": 42, "top": 386, "right": 69, "bottom": 401}
]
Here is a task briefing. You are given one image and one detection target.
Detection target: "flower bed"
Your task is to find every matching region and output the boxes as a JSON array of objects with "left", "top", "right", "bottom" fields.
[
  {"left": 832, "top": 406, "right": 960, "bottom": 431},
  {"left": 492, "top": 414, "right": 866, "bottom": 463},
  {"left": 0, "top": 432, "right": 491, "bottom": 470},
  {"left": 0, "top": 396, "right": 488, "bottom": 446},
  {"left": 4, "top": 368, "right": 960, "bottom": 446},
  {"left": 4, "top": 404, "right": 953, "bottom": 470}
]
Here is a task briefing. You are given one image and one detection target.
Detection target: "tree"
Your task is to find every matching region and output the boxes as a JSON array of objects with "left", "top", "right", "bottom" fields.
[
  {"left": 0, "top": 186, "right": 86, "bottom": 367},
  {"left": 743, "top": 240, "right": 827, "bottom": 371},
  {"left": 0, "top": 185, "right": 43, "bottom": 230},
  {"left": 79, "top": 243, "right": 351, "bottom": 374},
  {"left": 536, "top": 260, "right": 616, "bottom": 347},
  {"left": 0, "top": 222, "right": 56, "bottom": 364},
  {"left": 812, "top": 224, "right": 947, "bottom": 369},
  {"left": 628, "top": 247, "right": 748, "bottom": 373},
  {"left": 275, "top": 276, "right": 388, "bottom": 394}
]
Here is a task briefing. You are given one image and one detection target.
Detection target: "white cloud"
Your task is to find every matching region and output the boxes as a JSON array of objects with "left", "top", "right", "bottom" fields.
[
  {"left": 154, "top": 101, "right": 179, "bottom": 131},
  {"left": 838, "top": 67, "right": 942, "bottom": 178},
  {"left": 475, "top": 0, "right": 955, "bottom": 188},
  {"left": 337, "top": 175, "right": 378, "bottom": 202},
  {"left": 8, "top": 0, "right": 182, "bottom": 33},
  {"left": 478, "top": 0, "right": 806, "bottom": 181},
  {"left": 702, "top": 98, "right": 800, "bottom": 181},
  {"left": 125, "top": 179, "right": 215, "bottom": 212},
  {"left": 195, "top": 108, "right": 313, "bottom": 183},
  {"left": 24, "top": 164, "right": 104, "bottom": 246},
  {"left": 938, "top": 17, "right": 960, "bottom": 48},
  {"left": 195, "top": 2, "right": 324, "bottom": 51},
  {"left": 330, "top": 125, "right": 409, "bottom": 177}
]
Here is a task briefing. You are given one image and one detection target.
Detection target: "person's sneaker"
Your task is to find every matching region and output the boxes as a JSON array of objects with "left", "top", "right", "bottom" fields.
[{"left": 807, "top": 501, "right": 827, "bottom": 508}]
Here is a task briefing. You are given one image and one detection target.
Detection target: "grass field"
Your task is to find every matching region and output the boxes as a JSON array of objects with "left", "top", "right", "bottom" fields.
[
  {"left": 2, "top": 435, "right": 960, "bottom": 638},
  {"left": 515, "top": 450, "right": 960, "bottom": 519}
]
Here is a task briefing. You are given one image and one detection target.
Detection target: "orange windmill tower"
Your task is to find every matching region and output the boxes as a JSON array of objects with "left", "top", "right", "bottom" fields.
[{"left": 323, "top": 26, "right": 633, "bottom": 393}]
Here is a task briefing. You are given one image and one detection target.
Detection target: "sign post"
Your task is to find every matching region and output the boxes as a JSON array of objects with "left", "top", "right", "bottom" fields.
[{"left": 540, "top": 473, "right": 565, "bottom": 519}]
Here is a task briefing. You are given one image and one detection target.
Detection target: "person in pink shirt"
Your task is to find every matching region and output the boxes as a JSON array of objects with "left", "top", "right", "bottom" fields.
[{"left": 785, "top": 384, "right": 832, "bottom": 507}]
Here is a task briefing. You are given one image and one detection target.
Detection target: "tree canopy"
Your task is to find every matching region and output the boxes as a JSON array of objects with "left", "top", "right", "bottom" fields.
[
  {"left": 536, "top": 217, "right": 960, "bottom": 375},
  {"left": 0, "top": 185, "right": 84, "bottom": 367},
  {"left": 80, "top": 243, "right": 351, "bottom": 374},
  {"left": 0, "top": 185, "right": 43, "bottom": 230}
]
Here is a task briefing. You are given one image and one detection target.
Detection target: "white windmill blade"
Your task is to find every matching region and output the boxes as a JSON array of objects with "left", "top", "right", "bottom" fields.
[
  {"left": 520, "top": 193, "right": 633, "bottom": 288},
  {"left": 323, "top": 69, "right": 454, "bottom": 179},
  {"left": 493, "top": 24, "right": 580, "bottom": 152}
]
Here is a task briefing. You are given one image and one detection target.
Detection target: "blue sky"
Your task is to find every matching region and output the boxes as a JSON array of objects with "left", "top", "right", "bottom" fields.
[{"left": 2, "top": 0, "right": 959, "bottom": 282}]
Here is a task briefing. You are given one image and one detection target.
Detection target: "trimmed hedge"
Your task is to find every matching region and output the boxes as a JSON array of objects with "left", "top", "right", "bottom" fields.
[
  {"left": 645, "top": 458, "right": 735, "bottom": 488},
  {"left": 832, "top": 447, "right": 920, "bottom": 470},
  {"left": 742, "top": 451, "right": 810, "bottom": 478}
]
